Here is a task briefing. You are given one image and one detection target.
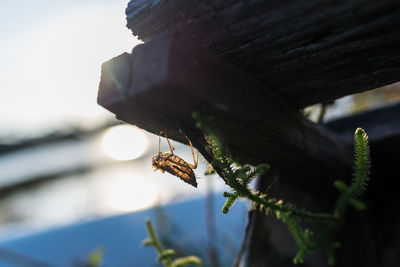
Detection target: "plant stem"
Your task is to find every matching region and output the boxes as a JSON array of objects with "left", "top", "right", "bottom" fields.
[{"left": 145, "top": 220, "right": 172, "bottom": 266}]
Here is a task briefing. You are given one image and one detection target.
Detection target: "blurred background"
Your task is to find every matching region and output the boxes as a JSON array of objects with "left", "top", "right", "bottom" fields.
[
  {"left": 0, "top": 0, "right": 231, "bottom": 240},
  {"left": 0, "top": 0, "right": 399, "bottom": 266}
]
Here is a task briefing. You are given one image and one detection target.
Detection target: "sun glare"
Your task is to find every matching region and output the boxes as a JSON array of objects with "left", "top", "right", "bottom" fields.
[
  {"left": 105, "top": 176, "right": 158, "bottom": 212},
  {"left": 101, "top": 125, "right": 149, "bottom": 161}
]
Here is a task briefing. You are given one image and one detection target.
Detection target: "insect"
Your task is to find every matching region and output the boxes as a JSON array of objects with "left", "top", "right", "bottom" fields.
[{"left": 152, "top": 131, "right": 199, "bottom": 187}]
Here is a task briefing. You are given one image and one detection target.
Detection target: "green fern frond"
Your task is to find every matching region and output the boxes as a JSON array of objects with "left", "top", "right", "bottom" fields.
[
  {"left": 158, "top": 250, "right": 176, "bottom": 262},
  {"left": 334, "top": 127, "right": 370, "bottom": 217},
  {"left": 222, "top": 193, "right": 238, "bottom": 214},
  {"left": 325, "top": 242, "right": 341, "bottom": 266},
  {"left": 87, "top": 247, "right": 104, "bottom": 267},
  {"left": 171, "top": 256, "right": 202, "bottom": 267},
  {"left": 280, "top": 212, "right": 314, "bottom": 264},
  {"left": 143, "top": 219, "right": 202, "bottom": 267},
  {"left": 352, "top": 128, "right": 371, "bottom": 196},
  {"left": 333, "top": 180, "right": 349, "bottom": 193},
  {"left": 141, "top": 238, "right": 153, "bottom": 247},
  {"left": 145, "top": 220, "right": 164, "bottom": 254},
  {"left": 193, "top": 112, "right": 371, "bottom": 266},
  {"left": 348, "top": 198, "right": 367, "bottom": 211}
]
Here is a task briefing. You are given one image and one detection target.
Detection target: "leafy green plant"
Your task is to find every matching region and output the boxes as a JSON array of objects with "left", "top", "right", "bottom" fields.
[
  {"left": 142, "top": 219, "right": 203, "bottom": 267},
  {"left": 333, "top": 128, "right": 371, "bottom": 217},
  {"left": 86, "top": 247, "right": 104, "bottom": 267},
  {"left": 193, "top": 112, "right": 371, "bottom": 265}
]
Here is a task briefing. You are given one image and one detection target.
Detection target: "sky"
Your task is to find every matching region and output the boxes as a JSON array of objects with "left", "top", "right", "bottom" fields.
[{"left": 0, "top": 0, "right": 140, "bottom": 141}]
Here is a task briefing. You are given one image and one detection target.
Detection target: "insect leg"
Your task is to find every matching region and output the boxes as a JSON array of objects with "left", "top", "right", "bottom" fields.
[
  {"left": 160, "top": 130, "right": 175, "bottom": 154},
  {"left": 158, "top": 131, "right": 162, "bottom": 155},
  {"left": 184, "top": 135, "right": 198, "bottom": 169}
]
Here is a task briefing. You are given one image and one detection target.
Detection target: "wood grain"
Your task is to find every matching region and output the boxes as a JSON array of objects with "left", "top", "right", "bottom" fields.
[{"left": 125, "top": 0, "right": 400, "bottom": 107}]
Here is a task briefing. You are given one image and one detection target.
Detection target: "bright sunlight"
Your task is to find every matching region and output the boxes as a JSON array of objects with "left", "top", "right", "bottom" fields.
[{"left": 101, "top": 125, "right": 149, "bottom": 161}]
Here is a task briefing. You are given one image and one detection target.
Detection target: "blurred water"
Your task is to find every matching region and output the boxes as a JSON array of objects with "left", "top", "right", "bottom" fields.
[
  {"left": 0, "top": 194, "right": 248, "bottom": 267},
  {"left": 0, "top": 130, "right": 229, "bottom": 240}
]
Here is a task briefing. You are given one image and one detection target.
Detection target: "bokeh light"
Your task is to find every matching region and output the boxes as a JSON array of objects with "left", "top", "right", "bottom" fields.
[
  {"left": 101, "top": 125, "right": 149, "bottom": 161},
  {"left": 102, "top": 175, "right": 158, "bottom": 212}
]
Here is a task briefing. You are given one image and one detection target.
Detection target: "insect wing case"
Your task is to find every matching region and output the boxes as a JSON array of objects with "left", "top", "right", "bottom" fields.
[{"left": 160, "top": 153, "right": 198, "bottom": 187}]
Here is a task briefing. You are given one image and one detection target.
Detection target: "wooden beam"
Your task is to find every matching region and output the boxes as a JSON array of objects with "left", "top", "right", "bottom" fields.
[
  {"left": 325, "top": 101, "right": 400, "bottom": 142},
  {"left": 98, "top": 33, "right": 352, "bottom": 189},
  {"left": 125, "top": 0, "right": 400, "bottom": 107}
]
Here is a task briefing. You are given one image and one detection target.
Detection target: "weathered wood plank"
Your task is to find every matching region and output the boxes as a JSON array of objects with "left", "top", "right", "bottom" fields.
[
  {"left": 125, "top": 0, "right": 400, "bottom": 107},
  {"left": 98, "top": 33, "right": 352, "bottom": 189}
]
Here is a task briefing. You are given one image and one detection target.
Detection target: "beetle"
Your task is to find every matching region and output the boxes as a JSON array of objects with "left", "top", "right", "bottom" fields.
[{"left": 152, "top": 131, "right": 199, "bottom": 187}]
